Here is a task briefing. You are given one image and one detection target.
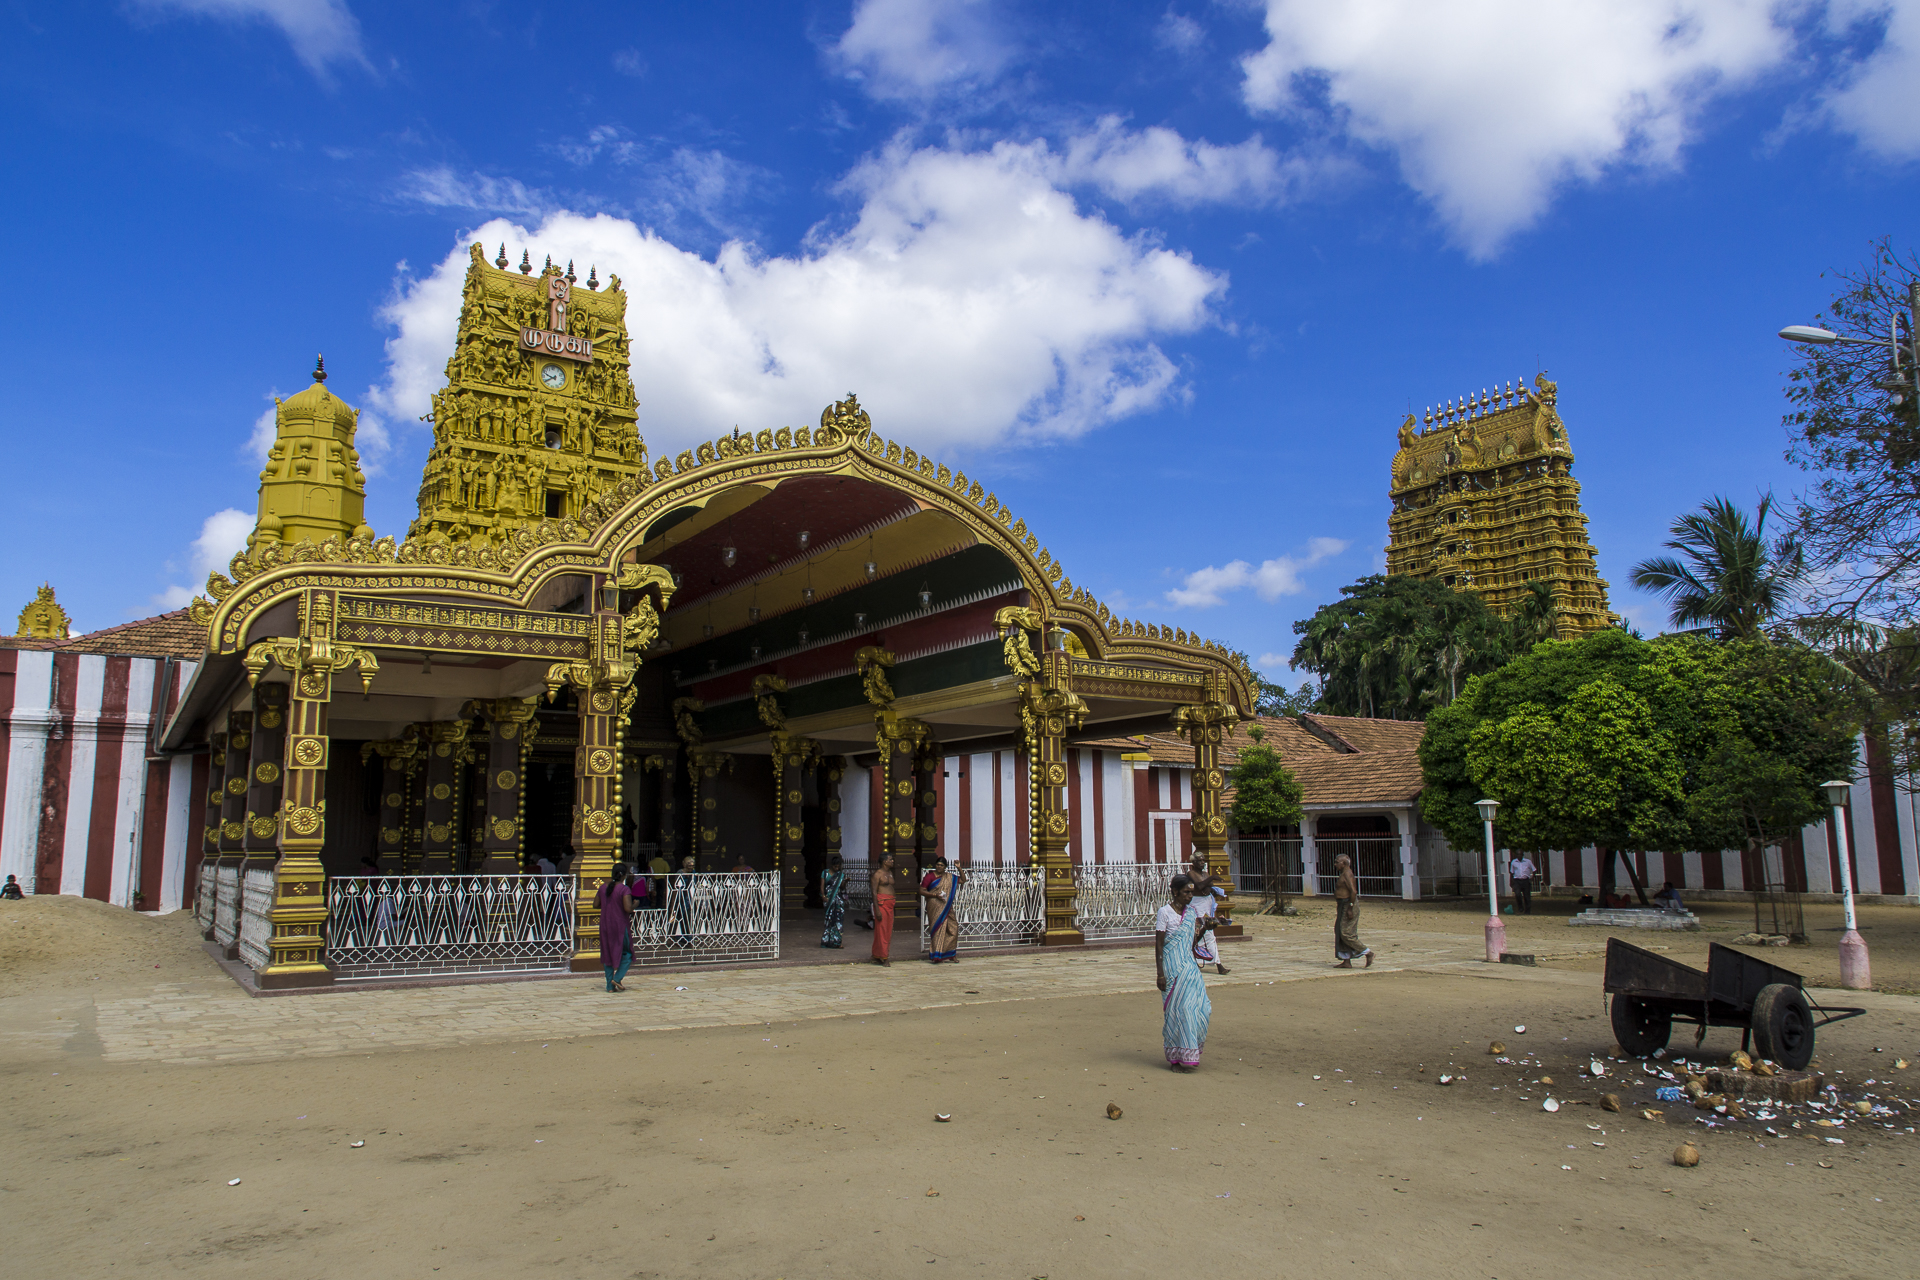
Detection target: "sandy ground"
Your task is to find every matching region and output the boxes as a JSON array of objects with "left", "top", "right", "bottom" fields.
[
  {"left": 2, "top": 896, "right": 1918, "bottom": 1279},
  {"left": 1255, "top": 895, "right": 1920, "bottom": 993}
]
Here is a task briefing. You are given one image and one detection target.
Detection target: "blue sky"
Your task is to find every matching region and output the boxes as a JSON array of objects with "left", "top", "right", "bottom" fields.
[{"left": 4, "top": 1, "right": 1917, "bottom": 679}]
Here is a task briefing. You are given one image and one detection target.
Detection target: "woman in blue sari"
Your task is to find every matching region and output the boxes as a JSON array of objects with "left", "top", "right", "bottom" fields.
[
  {"left": 1155, "top": 874, "right": 1213, "bottom": 1071},
  {"left": 820, "top": 854, "right": 847, "bottom": 948}
]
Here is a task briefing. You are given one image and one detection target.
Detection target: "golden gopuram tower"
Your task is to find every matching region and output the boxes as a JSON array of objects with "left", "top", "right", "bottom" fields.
[
  {"left": 407, "top": 245, "right": 648, "bottom": 546},
  {"left": 1385, "top": 374, "right": 1612, "bottom": 636}
]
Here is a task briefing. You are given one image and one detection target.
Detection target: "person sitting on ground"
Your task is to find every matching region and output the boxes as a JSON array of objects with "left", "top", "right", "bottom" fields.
[
  {"left": 1, "top": 874, "right": 23, "bottom": 900},
  {"left": 1653, "top": 881, "right": 1686, "bottom": 912}
]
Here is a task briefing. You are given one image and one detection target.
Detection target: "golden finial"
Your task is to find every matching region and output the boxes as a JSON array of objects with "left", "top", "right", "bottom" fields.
[
  {"left": 495, "top": 243, "right": 508, "bottom": 269},
  {"left": 313, "top": 354, "right": 327, "bottom": 384},
  {"left": 519, "top": 249, "right": 532, "bottom": 275}
]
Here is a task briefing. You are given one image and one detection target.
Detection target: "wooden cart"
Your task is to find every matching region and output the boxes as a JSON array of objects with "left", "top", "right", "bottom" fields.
[{"left": 1603, "top": 938, "right": 1863, "bottom": 1069}]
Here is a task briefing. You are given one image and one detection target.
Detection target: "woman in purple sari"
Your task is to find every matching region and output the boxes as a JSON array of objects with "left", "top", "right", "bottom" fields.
[{"left": 595, "top": 863, "right": 636, "bottom": 992}]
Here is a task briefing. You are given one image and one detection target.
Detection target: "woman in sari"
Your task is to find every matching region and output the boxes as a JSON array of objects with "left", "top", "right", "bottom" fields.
[
  {"left": 1155, "top": 873, "right": 1213, "bottom": 1071},
  {"left": 919, "top": 857, "right": 965, "bottom": 963},
  {"left": 595, "top": 863, "right": 636, "bottom": 992},
  {"left": 820, "top": 854, "right": 848, "bottom": 948}
]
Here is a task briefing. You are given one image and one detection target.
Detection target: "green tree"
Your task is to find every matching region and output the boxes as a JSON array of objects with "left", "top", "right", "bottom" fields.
[
  {"left": 1420, "top": 631, "right": 1858, "bottom": 882},
  {"left": 1227, "top": 727, "right": 1305, "bottom": 832},
  {"left": 1629, "top": 495, "right": 1804, "bottom": 639},
  {"left": 1289, "top": 575, "right": 1515, "bottom": 720},
  {"left": 1782, "top": 237, "right": 1920, "bottom": 624}
]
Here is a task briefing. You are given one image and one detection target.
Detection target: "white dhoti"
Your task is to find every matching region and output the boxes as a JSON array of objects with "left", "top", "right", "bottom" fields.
[{"left": 1191, "top": 891, "right": 1219, "bottom": 963}]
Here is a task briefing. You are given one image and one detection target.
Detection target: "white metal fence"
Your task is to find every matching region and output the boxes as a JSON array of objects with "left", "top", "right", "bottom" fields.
[
  {"left": 920, "top": 865, "right": 1047, "bottom": 952},
  {"left": 1074, "top": 863, "right": 1172, "bottom": 941},
  {"left": 630, "top": 872, "right": 781, "bottom": 965},
  {"left": 238, "top": 869, "right": 274, "bottom": 971},
  {"left": 1315, "top": 838, "right": 1402, "bottom": 897},
  {"left": 212, "top": 865, "right": 241, "bottom": 948},
  {"left": 326, "top": 874, "right": 578, "bottom": 980}
]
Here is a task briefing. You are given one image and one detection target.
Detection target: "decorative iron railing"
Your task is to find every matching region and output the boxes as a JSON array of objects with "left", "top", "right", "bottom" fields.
[
  {"left": 238, "top": 869, "right": 275, "bottom": 971},
  {"left": 1074, "top": 863, "right": 1172, "bottom": 941},
  {"left": 326, "top": 875, "right": 577, "bottom": 980},
  {"left": 1315, "top": 838, "right": 1402, "bottom": 897},
  {"left": 629, "top": 872, "right": 780, "bottom": 964},
  {"left": 1233, "top": 839, "right": 1304, "bottom": 908},
  {"left": 212, "top": 865, "right": 241, "bottom": 947},
  {"left": 193, "top": 862, "right": 216, "bottom": 932},
  {"left": 920, "top": 865, "right": 1046, "bottom": 953}
]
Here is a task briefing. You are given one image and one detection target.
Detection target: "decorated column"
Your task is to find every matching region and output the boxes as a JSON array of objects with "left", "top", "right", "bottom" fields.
[
  {"left": 549, "top": 565, "right": 672, "bottom": 972},
  {"left": 473, "top": 698, "right": 538, "bottom": 874},
  {"left": 245, "top": 588, "right": 377, "bottom": 989},
  {"left": 417, "top": 721, "right": 469, "bottom": 875},
  {"left": 198, "top": 731, "right": 226, "bottom": 938},
  {"left": 821, "top": 755, "right": 845, "bottom": 867},
  {"left": 241, "top": 685, "right": 287, "bottom": 874},
  {"left": 214, "top": 709, "right": 252, "bottom": 955},
  {"left": 1176, "top": 674, "right": 1240, "bottom": 938}
]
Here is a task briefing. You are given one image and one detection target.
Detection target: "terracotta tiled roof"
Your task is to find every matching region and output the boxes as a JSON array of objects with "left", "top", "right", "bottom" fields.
[
  {"left": 1288, "top": 750, "right": 1426, "bottom": 807},
  {"left": 0, "top": 610, "right": 207, "bottom": 661},
  {"left": 1300, "top": 713, "right": 1425, "bottom": 755}
]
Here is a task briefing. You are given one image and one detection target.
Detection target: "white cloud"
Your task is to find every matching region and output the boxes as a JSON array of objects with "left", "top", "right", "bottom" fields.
[
  {"left": 153, "top": 508, "right": 254, "bottom": 608},
  {"left": 1156, "top": 10, "right": 1205, "bottom": 55},
  {"left": 368, "top": 139, "right": 1226, "bottom": 459},
  {"left": 1820, "top": 1, "right": 1920, "bottom": 157},
  {"left": 1060, "top": 115, "right": 1336, "bottom": 207},
  {"left": 1239, "top": 0, "right": 1792, "bottom": 257},
  {"left": 829, "top": 0, "right": 1014, "bottom": 100},
  {"left": 127, "top": 0, "right": 367, "bottom": 79},
  {"left": 246, "top": 399, "right": 278, "bottom": 461},
  {"left": 394, "top": 168, "right": 557, "bottom": 218},
  {"left": 1165, "top": 537, "right": 1349, "bottom": 607}
]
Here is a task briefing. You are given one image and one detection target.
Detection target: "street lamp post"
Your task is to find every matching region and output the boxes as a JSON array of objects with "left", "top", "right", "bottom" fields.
[
  {"left": 1476, "top": 798, "right": 1504, "bottom": 962},
  {"left": 1822, "top": 779, "right": 1872, "bottom": 990}
]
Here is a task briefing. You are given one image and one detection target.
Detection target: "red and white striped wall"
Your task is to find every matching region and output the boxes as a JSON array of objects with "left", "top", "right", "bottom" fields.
[
  {"left": 843, "top": 749, "right": 1194, "bottom": 866},
  {"left": 0, "top": 650, "right": 202, "bottom": 911}
]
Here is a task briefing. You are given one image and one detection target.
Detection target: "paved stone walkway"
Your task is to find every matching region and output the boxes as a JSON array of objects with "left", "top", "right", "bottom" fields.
[{"left": 44, "top": 927, "right": 1609, "bottom": 1068}]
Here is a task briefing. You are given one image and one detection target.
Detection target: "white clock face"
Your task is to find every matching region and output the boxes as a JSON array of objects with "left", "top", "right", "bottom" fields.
[{"left": 540, "top": 363, "right": 566, "bottom": 390}]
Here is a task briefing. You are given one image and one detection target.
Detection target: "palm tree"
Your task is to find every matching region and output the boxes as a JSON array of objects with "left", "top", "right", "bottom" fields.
[{"left": 1630, "top": 495, "right": 1805, "bottom": 639}]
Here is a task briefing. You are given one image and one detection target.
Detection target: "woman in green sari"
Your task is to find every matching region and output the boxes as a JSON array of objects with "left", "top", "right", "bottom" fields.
[{"left": 820, "top": 854, "right": 847, "bottom": 948}]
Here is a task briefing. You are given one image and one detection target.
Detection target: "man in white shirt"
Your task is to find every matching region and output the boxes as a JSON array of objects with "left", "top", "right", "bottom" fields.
[{"left": 1507, "top": 854, "right": 1536, "bottom": 915}]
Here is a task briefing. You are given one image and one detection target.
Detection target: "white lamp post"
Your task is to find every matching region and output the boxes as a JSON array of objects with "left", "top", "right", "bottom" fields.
[
  {"left": 1476, "top": 798, "right": 1505, "bottom": 961},
  {"left": 1822, "top": 779, "right": 1872, "bottom": 990}
]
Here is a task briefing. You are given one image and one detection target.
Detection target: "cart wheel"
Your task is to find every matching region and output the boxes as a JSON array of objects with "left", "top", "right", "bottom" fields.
[
  {"left": 1610, "top": 995, "right": 1672, "bottom": 1057},
  {"left": 1750, "top": 983, "right": 1814, "bottom": 1071}
]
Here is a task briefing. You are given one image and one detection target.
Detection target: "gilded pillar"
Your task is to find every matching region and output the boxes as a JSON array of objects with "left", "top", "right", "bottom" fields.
[
  {"left": 1024, "top": 674, "right": 1082, "bottom": 945},
  {"left": 199, "top": 731, "right": 226, "bottom": 938},
  {"left": 241, "top": 686, "right": 287, "bottom": 874},
  {"left": 473, "top": 698, "right": 538, "bottom": 874},
  {"left": 1177, "top": 675, "right": 1241, "bottom": 937},
  {"left": 215, "top": 709, "right": 252, "bottom": 955},
  {"left": 771, "top": 731, "right": 810, "bottom": 910},
  {"left": 914, "top": 732, "right": 941, "bottom": 867},
  {"left": 244, "top": 588, "right": 377, "bottom": 989},
  {"left": 550, "top": 569, "right": 673, "bottom": 971},
  {"left": 418, "top": 722, "right": 469, "bottom": 876},
  {"left": 821, "top": 755, "right": 845, "bottom": 867},
  {"left": 690, "top": 750, "right": 732, "bottom": 869}
]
